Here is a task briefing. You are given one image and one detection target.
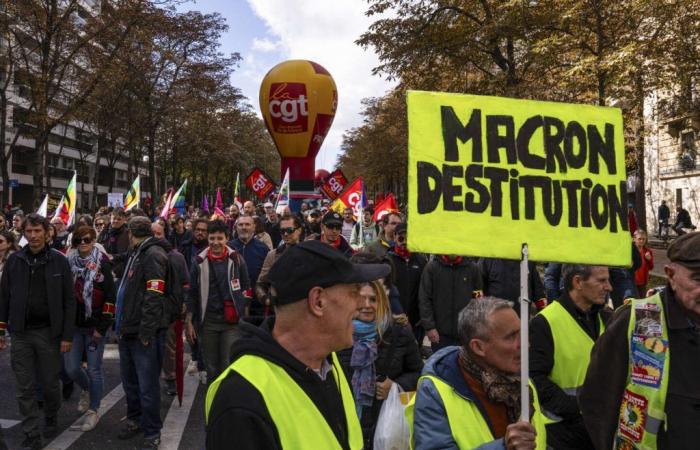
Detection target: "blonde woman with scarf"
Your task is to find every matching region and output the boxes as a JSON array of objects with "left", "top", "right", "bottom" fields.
[
  {"left": 64, "top": 225, "right": 116, "bottom": 431},
  {"left": 338, "top": 280, "right": 424, "bottom": 449}
]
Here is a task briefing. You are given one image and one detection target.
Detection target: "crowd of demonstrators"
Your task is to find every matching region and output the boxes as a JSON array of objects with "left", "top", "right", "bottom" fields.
[{"left": 0, "top": 195, "right": 697, "bottom": 450}]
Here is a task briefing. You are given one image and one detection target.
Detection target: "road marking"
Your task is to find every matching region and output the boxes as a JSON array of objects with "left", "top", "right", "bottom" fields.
[
  {"left": 43, "top": 383, "right": 125, "bottom": 450},
  {"left": 160, "top": 360, "right": 199, "bottom": 450},
  {"left": 0, "top": 419, "right": 21, "bottom": 429}
]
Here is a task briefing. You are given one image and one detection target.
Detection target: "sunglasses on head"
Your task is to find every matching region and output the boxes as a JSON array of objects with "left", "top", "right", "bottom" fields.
[
  {"left": 280, "top": 227, "right": 298, "bottom": 235},
  {"left": 72, "top": 236, "right": 93, "bottom": 246}
]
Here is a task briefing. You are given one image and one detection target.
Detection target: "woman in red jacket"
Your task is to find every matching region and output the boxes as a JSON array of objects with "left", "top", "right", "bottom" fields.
[{"left": 633, "top": 229, "right": 654, "bottom": 297}]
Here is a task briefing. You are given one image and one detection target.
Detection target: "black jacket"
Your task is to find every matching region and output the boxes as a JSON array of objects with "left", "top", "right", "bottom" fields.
[
  {"left": 529, "top": 292, "right": 612, "bottom": 449},
  {"left": 479, "top": 257, "right": 545, "bottom": 304},
  {"left": 418, "top": 257, "right": 483, "bottom": 339},
  {"left": 579, "top": 287, "right": 700, "bottom": 450},
  {"left": 98, "top": 224, "right": 130, "bottom": 275},
  {"left": 0, "top": 245, "right": 76, "bottom": 341},
  {"left": 386, "top": 250, "right": 427, "bottom": 326},
  {"left": 117, "top": 238, "right": 169, "bottom": 340},
  {"left": 337, "top": 323, "right": 424, "bottom": 448},
  {"left": 206, "top": 319, "right": 352, "bottom": 450}
]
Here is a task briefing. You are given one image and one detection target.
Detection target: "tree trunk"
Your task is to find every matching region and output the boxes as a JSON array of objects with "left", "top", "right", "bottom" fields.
[
  {"left": 634, "top": 73, "right": 647, "bottom": 231},
  {"left": 90, "top": 133, "right": 103, "bottom": 210}
]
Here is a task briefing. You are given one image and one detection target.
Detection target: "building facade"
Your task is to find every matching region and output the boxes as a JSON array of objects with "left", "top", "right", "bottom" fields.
[{"left": 644, "top": 90, "right": 700, "bottom": 233}]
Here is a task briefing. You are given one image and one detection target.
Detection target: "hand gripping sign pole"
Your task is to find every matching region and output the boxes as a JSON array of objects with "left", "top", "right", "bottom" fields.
[{"left": 520, "top": 243, "right": 530, "bottom": 422}]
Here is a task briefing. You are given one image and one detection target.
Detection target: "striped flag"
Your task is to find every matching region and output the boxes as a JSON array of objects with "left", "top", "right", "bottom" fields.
[
  {"left": 124, "top": 176, "right": 140, "bottom": 211},
  {"left": 56, "top": 172, "right": 77, "bottom": 226},
  {"left": 233, "top": 173, "right": 242, "bottom": 209}
]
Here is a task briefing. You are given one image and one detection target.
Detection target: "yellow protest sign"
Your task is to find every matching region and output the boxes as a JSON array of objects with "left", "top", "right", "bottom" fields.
[{"left": 407, "top": 90, "right": 631, "bottom": 266}]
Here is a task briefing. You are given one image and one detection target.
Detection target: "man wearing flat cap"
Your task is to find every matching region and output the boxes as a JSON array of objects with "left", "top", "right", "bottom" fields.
[
  {"left": 205, "top": 240, "right": 390, "bottom": 450},
  {"left": 579, "top": 232, "right": 700, "bottom": 450}
]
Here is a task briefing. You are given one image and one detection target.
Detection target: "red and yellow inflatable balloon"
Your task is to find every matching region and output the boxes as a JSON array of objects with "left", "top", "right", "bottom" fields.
[{"left": 260, "top": 60, "right": 337, "bottom": 199}]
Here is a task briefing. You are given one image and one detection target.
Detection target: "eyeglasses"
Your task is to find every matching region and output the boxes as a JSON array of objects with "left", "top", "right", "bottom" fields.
[
  {"left": 95, "top": 222, "right": 105, "bottom": 227},
  {"left": 72, "top": 236, "right": 93, "bottom": 246},
  {"left": 280, "top": 227, "right": 298, "bottom": 235}
]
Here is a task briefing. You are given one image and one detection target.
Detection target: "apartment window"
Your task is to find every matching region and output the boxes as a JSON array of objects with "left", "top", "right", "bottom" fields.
[{"left": 680, "top": 131, "right": 697, "bottom": 170}]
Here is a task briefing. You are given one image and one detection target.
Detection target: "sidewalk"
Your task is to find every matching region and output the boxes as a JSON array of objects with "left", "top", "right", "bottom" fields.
[{"left": 649, "top": 246, "right": 670, "bottom": 278}]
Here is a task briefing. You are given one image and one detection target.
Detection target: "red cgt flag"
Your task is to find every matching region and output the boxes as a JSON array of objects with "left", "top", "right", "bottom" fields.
[{"left": 373, "top": 193, "right": 399, "bottom": 222}]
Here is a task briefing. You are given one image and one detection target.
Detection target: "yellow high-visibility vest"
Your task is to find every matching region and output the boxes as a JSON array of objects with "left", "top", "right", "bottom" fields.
[
  {"left": 205, "top": 352, "right": 363, "bottom": 450},
  {"left": 406, "top": 375, "right": 547, "bottom": 449},
  {"left": 539, "top": 301, "right": 605, "bottom": 396},
  {"left": 615, "top": 293, "right": 669, "bottom": 449}
]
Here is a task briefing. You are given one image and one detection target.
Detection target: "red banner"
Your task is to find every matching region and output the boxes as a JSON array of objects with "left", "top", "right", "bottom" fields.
[
  {"left": 245, "top": 168, "right": 276, "bottom": 200},
  {"left": 320, "top": 169, "right": 348, "bottom": 200}
]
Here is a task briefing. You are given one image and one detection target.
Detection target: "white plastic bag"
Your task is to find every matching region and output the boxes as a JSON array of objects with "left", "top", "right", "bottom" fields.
[{"left": 373, "top": 383, "right": 410, "bottom": 450}]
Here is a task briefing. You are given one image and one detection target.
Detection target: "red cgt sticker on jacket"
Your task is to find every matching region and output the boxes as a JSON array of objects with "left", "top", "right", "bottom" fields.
[{"left": 146, "top": 279, "right": 165, "bottom": 294}]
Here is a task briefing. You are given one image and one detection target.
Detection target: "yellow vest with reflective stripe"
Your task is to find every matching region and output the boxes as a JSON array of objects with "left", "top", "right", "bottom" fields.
[
  {"left": 405, "top": 375, "right": 547, "bottom": 450},
  {"left": 539, "top": 300, "right": 605, "bottom": 395},
  {"left": 205, "top": 352, "right": 363, "bottom": 450},
  {"left": 615, "top": 293, "right": 669, "bottom": 450}
]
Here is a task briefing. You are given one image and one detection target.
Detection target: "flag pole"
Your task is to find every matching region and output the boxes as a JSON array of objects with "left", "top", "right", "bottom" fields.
[{"left": 520, "top": 243, "right": 530, "bottom": 422}]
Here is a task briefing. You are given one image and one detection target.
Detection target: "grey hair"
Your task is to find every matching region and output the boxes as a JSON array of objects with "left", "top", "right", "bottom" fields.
[
  {"left": 458, "top": 296, "right": 514, "bottom": 346},
  {"left": 562, "top": 264, "right": 594, "bottom": 292}
]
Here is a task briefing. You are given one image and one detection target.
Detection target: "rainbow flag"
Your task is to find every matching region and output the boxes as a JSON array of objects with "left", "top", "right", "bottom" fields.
[
  {"left": 56, "top": 172, "right": 77, "bottom": 226},
  {"left": 170, "top": 179, "right": 188, "bottom": 216},
  {"left": 124, "top": 176, "right": 140, "bottom": 211}
]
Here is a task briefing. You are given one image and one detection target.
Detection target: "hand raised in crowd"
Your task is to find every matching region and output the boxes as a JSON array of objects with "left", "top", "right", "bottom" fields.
[
  {"left": 375, "top": 377, "right": 393, "bottom": 400},
  {"left": 504, "top": 421, "right": 537, "bottom": 450},
  {"left": 60, "top": 340, "right": 72, "bottom": 353},
  {"left": 426, "top": 328, "right": 440, "bottom": 344}
]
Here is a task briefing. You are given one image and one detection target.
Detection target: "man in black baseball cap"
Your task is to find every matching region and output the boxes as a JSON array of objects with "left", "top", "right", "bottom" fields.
[
  {"left": 305, "top": 211, "right": 354, "bottom": 258},
  {"left": 205, "top": 240, "right": 390, "bottom": 450},
  {"left": 580, "top": 231, "right": 700, "bottom": 449}
]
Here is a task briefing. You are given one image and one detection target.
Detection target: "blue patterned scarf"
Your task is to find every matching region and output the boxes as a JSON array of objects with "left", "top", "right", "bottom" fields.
[
  {"left": 350, "top": 319, "right": 378, "bottom": 418},
  {"left": 68, "top": 246, "right": 101, "bottom": 319}
]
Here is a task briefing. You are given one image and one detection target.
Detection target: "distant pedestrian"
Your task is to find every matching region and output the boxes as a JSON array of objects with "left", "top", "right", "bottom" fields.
[
  {"left": 657, "top": 200, "right": 670, "bottom": 237},
  {"left": 633, "top": 230, "right": 654, "bottom": 297}
]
